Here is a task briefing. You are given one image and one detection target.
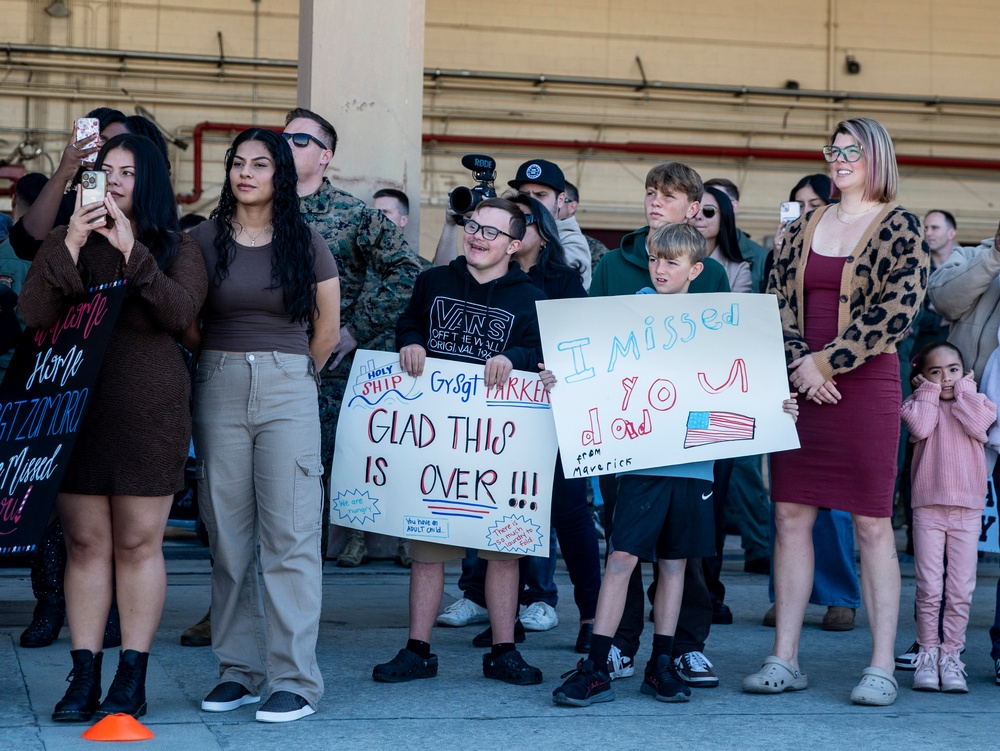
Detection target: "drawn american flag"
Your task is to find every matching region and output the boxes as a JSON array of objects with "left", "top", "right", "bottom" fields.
[{"left": 684, "top": 411, "right": 756, "bottom": 448}]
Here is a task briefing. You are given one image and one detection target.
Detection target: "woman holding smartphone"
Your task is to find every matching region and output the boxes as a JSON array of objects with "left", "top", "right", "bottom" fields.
[
  {"left": 17, "top": 110, "right": 175, "bottom": 653},
  {"left": 744, "top": 118, "right": 927, "bottom": 706},
  {"left": 188, "top": 129, "right": 340, "bottom": 724},
  {"left": 20, "top": 133, "right": 208, "bottom": 721}
]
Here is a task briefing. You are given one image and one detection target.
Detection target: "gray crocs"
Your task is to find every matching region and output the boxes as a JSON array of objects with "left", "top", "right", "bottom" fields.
[
  {"left": 742, "top": 656, "right": 808, "bottom": 694},
  {"left": 850, "top": 666, "right": 897, "bottom": 706}
]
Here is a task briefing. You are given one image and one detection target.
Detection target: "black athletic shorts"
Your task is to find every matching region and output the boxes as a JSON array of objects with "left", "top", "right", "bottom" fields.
[{"left": 609, "top": 474, "right": 715, "bottom": 561}]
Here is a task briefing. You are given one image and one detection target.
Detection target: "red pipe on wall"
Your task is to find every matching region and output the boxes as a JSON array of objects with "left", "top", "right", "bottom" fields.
[
  {"left": 174, "top": 124, "right": 1000, "bottom": 207},
  {"left": 421, "top": 133, "right": 1000, "bottom": 172}
]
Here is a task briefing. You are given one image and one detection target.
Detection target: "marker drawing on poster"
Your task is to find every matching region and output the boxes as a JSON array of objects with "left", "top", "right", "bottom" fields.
[
  {"left": 536, "top": 293, "right": 799, "bottom": 477},
  {"left": 0, "top": 281, "right": 127, "bottom": 555},
  {"left": 329, "top": 350, "right": 558, "bottom": 556}
]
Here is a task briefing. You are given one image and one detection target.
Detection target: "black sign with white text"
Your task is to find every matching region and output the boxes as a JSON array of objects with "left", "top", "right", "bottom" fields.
[{"left": 0, "top": 280, "right": 126, "bottom": 555}]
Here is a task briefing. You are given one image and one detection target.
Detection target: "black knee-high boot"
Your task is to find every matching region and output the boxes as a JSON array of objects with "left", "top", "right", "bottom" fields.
[{"left": 21, "top": 521, "right": 67, "bottom": 648}]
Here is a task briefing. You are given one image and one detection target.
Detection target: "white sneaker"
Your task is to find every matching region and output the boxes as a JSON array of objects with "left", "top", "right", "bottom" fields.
[
  {"left": 520, "top": 602, "right": 559, "bottom": 632},
  {"left": 436, "top": 598, "right": 489, "bottom": 627},
  {"left": 607, "top": 644, "right": 635, "bottom": 680}
]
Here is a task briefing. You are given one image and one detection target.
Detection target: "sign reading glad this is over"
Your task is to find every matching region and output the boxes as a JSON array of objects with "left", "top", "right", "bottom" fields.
[
  {"left": 329, "top": 350, "right": 558, "bottom": 556},
  {"left": 536, "top": 293, "right": 799, "bottom": 477}
]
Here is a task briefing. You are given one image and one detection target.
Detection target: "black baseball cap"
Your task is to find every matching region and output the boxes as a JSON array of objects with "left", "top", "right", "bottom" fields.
[{"left": 508, "top": 159, "right": 566, "bottom": 194}]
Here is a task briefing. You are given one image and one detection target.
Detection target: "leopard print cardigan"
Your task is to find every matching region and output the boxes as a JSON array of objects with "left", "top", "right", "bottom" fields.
[{"left": 767, "top": 202, "right": 928, "bottom": 381}]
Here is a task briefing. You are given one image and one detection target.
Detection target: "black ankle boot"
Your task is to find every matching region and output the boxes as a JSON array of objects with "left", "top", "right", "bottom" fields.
[
  {"left": 52, "top": 649, "right": 103, "bottom": 722},
  {"left": 21, "top": 522, "right": 67, "bottom": 648},
  {"left": 95, "top": 650, "right": 148, "bottom": 718}
]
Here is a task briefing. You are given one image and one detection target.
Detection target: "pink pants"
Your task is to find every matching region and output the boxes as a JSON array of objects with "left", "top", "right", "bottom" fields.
[{"left": 912, "top": 505, "right": 981, "bottom": 653}]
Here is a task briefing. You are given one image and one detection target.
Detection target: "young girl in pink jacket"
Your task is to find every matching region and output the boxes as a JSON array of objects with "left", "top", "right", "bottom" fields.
[{"left": 902, "top": 341, "right": 997, "bottom": 693}]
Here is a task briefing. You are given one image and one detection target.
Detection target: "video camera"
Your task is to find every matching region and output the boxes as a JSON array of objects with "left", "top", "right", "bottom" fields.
[{"left": 449, "top": 154, "right": 497, "bottom": 214}]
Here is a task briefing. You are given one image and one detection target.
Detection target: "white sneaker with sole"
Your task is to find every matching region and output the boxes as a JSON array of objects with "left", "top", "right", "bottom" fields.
[
  {"left": 255, "top": 691, "right": 315, "bottom": 723},
  {"left": 675, "top": 651, "right": 720, "bottom": 688},
  {"left": 520, "top": 602, "right": 559, "bottom": 631},
  {"left": 436, "top": 598, "right": 489, "bottom": 627},
  {"left": 607, "top": 644, "right": 635, "bottom": 680}
]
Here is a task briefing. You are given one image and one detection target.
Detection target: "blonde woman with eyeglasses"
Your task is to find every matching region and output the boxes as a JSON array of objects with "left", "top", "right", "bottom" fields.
[{"left": 743, "top": 117, "right": 928, "bottom": 706}]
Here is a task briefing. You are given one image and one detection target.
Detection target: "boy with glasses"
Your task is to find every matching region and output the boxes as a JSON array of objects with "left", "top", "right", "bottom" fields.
[{"left": 374, "top": 198, "right": 546, "bottom": 686}]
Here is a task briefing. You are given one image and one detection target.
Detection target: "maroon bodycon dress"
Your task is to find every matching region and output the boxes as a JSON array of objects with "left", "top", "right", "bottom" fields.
[{"left": 770, "top": 250, "right": 900, "bottom": 518}]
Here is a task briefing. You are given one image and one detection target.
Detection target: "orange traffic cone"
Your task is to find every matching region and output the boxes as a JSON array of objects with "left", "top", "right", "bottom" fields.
[{"left": 82, "top": 713, "right": 154, "bottom": 742}]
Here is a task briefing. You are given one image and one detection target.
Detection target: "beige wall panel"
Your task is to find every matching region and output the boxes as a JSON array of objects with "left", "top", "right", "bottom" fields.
[
  {"left": 4, "top": 0, "right": 1000, "bottom": 256},
  {"left": 298, "top": 0, "right": 425, "bottom": 248}
]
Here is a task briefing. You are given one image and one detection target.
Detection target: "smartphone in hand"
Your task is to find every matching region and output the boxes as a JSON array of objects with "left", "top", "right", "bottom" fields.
[
  {"left": 80, "top": 170, "right": 112, "bottom": 228},
  {"left": 75, "top": 117, "right": 101, "bottom": 165},
  {"left": 779, "top": 201, "right": 802, "bottom": 225}
]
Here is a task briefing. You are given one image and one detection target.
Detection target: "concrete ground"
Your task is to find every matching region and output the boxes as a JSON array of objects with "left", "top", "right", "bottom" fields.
[{"left": 2, "top": 529, "right": 999, "bottom": 750}]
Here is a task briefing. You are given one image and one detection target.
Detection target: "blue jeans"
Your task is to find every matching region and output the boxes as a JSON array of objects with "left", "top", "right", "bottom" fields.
[
  {"left": 459, "top": 454, "right": 600, "bottom": 620},
  {"left": 768, "top": 506, "right": 861, "bottom": 608}
]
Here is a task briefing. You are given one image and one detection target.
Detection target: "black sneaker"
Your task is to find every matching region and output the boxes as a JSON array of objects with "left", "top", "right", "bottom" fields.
[
  {"left": 255, "top": 691, "right": 314, "bottom": 723},
  {"left": 552, "top": 660, "right": 614, "bottom": 706},
  {"left": 711, "top": 603, "right": 733, "bottom": 625},
  {"left": 372, "top": 648, "right": 438, "bottom": 683},
  {"left": 201, "top": 681, "right": 260, "bottom": 712},
  {"left": 482, "top": 649, "right": 542, "bottom": 685},
  {"left": 895, "top": 641, "right": 919, "bottom": 670},
  {"left": 641, "top": 655, "right": 691, "bottom": 702},
  {"left": 472, "top": 619, "right": 526, "bottom": 648}
]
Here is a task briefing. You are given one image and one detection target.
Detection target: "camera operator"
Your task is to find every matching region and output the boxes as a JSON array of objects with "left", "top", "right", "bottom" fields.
[{"left": 433, "top": 159, "right": 591, "bottom": 289}]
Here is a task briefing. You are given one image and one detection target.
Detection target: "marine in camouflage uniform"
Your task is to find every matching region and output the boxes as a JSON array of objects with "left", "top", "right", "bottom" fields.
[{"left": 298, "top": 177, "right": 422, "bottom": 471}]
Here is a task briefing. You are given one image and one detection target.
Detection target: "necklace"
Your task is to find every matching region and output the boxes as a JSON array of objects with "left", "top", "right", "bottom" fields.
[
  {"left": 835, "top": 203, "right": 878, "bottom": 225},
  {"left": 235, "top": 221, "right": 272, "bottom": 247}
]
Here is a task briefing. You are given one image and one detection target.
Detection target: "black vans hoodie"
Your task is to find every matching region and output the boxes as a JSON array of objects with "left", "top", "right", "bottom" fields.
[{"left": 396, "top": 257, "right": 546, "bottom": 371}]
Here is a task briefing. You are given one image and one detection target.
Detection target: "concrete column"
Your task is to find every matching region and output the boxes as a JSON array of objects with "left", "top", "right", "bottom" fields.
[{"left": 298, "top": 0, "right": 425, "bottom": 250}]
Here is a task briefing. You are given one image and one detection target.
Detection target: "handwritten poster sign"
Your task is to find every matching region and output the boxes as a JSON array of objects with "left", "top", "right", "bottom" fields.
[
  {"left": 536, "top": 293, "right": 799, "bottom": 477},
  {"left": 330, "top": 350, "right": 558, "bottom": 556},
  {"left": 980, "top": 476, "right": 999, "bottom": 554},
  {"left": 0, "top": 281, "right": 127, "bottom": 555}
]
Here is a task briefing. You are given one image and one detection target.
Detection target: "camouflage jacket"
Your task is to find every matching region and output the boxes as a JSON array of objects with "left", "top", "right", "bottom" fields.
[{"left": 298, "top": 178, "right": 422, "bottom": 354}]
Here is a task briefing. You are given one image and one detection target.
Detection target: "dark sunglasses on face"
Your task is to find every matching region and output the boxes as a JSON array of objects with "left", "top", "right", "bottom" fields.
[
  {"left": 700, "top": 205, "right": 718, "bottom": 219},
  {"left": 282, "top": 132, "right": 329, "bottom": 150}
]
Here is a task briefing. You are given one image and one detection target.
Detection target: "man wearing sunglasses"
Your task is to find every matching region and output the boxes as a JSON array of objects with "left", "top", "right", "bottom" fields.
[
  {"left": 377, "top": 198, "right": 547, "bottom": 686},
  {"left": 283, "top": 107, "right": 423, "bottom": 569}
]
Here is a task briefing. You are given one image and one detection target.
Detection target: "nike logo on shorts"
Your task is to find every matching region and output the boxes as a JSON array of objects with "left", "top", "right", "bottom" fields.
[{"left": 701, "top": 492, "right": 713, "bottom": 500}]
